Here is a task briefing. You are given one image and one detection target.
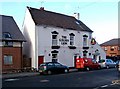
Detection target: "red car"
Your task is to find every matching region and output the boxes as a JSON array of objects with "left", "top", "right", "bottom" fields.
[{"left": 75, "top": 58, "right": 101, "bottom": 71}]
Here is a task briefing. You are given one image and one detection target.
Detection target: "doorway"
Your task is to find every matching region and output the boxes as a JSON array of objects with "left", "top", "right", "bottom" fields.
[{"left": 38, "top": 56, "right": 44, "bottom": 67}]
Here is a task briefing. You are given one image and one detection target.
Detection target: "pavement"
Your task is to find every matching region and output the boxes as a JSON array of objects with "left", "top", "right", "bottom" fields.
[{"left": 2, "top": 68, "right": 78, "bottom": 79}]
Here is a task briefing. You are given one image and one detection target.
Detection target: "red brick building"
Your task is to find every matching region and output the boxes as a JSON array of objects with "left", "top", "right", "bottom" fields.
[
  {"left": 0, "top": 15, "right": 26, "bottom": 73},
  {"left": 100, "top": 38, "right": 120, "bottom": 61}
]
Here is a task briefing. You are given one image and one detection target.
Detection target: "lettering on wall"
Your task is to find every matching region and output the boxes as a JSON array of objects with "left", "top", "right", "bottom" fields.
[{"left": 59, "top": 36, "right": 69, "bottom": 45}]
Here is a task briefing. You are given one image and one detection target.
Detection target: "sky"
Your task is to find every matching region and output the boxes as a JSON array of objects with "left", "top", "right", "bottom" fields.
[{"left": 0, "top": 0, "right": 119, "bottom": 44}]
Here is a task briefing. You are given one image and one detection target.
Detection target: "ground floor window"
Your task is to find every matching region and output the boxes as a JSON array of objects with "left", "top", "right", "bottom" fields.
[
  {"left": 51, "top": 50, "right": 58, "bottom": 62},
  {"left": 4, "top": 55, "right": 13, "bottom": 64},
  {"left": 83, "top": 53, "right": 87, "bottom": 58},
  {"left": 52, "top": 53, "right": 58, "bottom": 62},
  {"left": 83, "top": 50, "right": 88, "bottom": 58}
]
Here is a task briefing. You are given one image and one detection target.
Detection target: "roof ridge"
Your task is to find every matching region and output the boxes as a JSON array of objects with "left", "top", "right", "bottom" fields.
[
  {"left": 100, "top": 38, "right": 120, "bottom": 46},
  {"left": 27, "top": 6, "right": 76, "bottom": 19},
  {"left": 0, "top": 15, "right": 13, "bottom": 18},
  {"left": 27, "top": 6, "right": 93, "bottom": 32}
]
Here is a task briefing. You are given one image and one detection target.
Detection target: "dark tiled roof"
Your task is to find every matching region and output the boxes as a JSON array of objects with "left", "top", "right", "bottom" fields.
[
  {"left": 28, "top": 7, "right": 93, "bottom": 32},
  {"left": 0, "top": 15, "right": 26, "bottom": 42},
  {"left": 100, "top": 38, "right": 120, "bottom": 46}
]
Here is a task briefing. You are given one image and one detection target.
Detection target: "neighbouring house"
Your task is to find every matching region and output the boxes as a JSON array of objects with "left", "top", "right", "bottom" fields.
[
  {"left": 23, "top": 7, "right": 106, "bottom": 69},
  {"left": 0, "top": 15, "right": 26, "bottom": 73},
  {"left": 100, "top": 38, "right": 120, "bottom": 61}
]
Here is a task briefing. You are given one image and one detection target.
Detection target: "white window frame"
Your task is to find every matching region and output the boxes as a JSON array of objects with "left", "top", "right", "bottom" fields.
[
  {"left": 70, "top": 35, "right": 74, "bottom": 46},
  {"left": 52, "top": 34, "right": 58, "bottom": 46},
  {"left": 4, "top": 55, "right": 13, "bottom": 65},
  {"left": 83, "top": 37, "right": 88, "bottom": 47},
  {"left": 3, "top": 41, "right": 13, "bottom": 47},
  {"left": 52, "top": 53, "right": 58, "bottom": 62},
  {"left": 104, "top": 47, "right": 107, "bottom": 51}
]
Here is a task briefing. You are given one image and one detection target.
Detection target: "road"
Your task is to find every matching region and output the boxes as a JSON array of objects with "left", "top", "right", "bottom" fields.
[{"left": 2, "top": 68, "right": 120, "bottom": 88}]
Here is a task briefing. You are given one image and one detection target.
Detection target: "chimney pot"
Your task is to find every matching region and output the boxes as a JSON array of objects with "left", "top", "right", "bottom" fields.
[
  {"left": 40, "top": 7, "right": 44, "bottom": 10},
  {"left": 73, "top": 13, "right": 80, "bottom": 20}
]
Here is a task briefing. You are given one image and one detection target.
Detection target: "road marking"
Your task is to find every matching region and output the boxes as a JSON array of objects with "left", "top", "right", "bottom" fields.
[
  {"left": 101, "top": 85, "right": 108, "bottom": 88},
  {"left": 93, "top": 87, "right": 99, "bottom": 89},
  {"left": 110, "top": 83, "right": 115, "bottom": 86},
  {"left": 40, "top": 79, "right": 49, "bottom": 83},
  {"left": 4, "top": 78, "right": 19, "bottom": 82}
]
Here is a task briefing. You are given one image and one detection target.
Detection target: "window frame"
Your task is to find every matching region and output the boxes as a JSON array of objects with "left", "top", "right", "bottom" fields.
[
  {"left": 69, "top": 33, "right": 75, "bottom": 46},
  {"left": 83, "top": 37, "right": 88, "bottom": 47},
  {"left": 52, "top": 34, "right": 58, "bottom": 46},
  {"left": 3, "top": 41, "right": 13, "bottom": 47},
  {"left": 4, "top": 55, "right": 13, "bottom": 65},
  {"left": 52, "top": 53, "right": 58, "bottom": 62},
  {"left": 3, "top": 32, "right": 12, "bottom": 39}
]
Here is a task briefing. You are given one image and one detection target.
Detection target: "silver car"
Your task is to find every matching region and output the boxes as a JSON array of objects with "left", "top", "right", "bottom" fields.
[
  {"left": 98, "top": 59, "right": 116, "bottom": 69},
  {"left": 118, "top": 60, "right": 120, "bottom": 72}
]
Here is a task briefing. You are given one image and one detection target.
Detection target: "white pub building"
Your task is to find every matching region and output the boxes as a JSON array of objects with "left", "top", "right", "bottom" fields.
[{"left": 23, "top": 7, "right": 106, "bottom": 69}]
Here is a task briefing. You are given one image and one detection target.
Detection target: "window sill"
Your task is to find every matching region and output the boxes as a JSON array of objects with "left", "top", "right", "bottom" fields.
[
  {"left": 83, "top": 46, "right": 89, "bottom": 49},
  {"left": 68, "top": 46, "right": 76, "bottom": 49},
  {"left": 51, "top": 46, "right": 60, "bottom": 49}
]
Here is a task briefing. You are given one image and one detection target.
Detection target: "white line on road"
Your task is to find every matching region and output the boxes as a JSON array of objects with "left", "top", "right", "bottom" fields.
[
  {"left": 101, "top": 85, "right": 108, "bottom": 88},
  {"left": 110, "top": 83, "right": 116, "bottom": 86},
  {"left": 93, "top": 87, "right": 99, "bottom": 89},
  {"left": 4, "top": 78, "right": 19, "bottom": 82},
  {"left": 40, "top": 79, "right": 49, "bottom": 83}
]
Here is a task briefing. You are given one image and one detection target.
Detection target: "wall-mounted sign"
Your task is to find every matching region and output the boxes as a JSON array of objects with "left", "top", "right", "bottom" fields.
[
  {"left": 59, "top": 36, "right": 69, "bottom": 45},
  {"left": 91, "top": 38, "right": 96, "bottom": 45}
]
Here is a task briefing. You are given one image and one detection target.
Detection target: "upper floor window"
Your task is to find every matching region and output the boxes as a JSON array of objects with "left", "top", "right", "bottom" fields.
[
  {"left": 104, "top": 47, "right": 107, "bottom": 51},
  {"left": 118, "top": 46, "right": 120, "bottom": 51},
  {"left": 83, "top": 35, "right": 88, "bottom": 47},
  {"left": 3, "top": 41, "right": 13, "bottom": 47},
  {"left": 52, "top": 31, "right": 58, "bottom": 46},
  {"left": 69, "top": 33, "right": 75, "bottom": 46},
  {"left": 3, "top": 32, "right": 12, "bottom": 39},
  {"left": 110, "top": 46, "right": 115, "bottom": 51}
]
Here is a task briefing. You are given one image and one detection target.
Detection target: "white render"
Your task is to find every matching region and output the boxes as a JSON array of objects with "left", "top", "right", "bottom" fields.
[
  {"left": 23, "top": 8, "right": 106, "bottom": 69},
  {"left": 89, "top": 42, "right": 106, "bottom": 62},
  {"left": 0, "top": 41, "right": 22, "bottom": 47}
]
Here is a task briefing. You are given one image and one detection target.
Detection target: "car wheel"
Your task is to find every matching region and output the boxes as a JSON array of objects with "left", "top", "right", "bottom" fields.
[
  {"left": 64, "top": 69, "right": 69, "bottom": 73},
  {"left": 86, "top": 67, "right": 90, "bottom": 71},
  {"left": 98, "top": 66, "right": 101, "bottom": 70},
  {"left": 47, "top": 70, "right": 52, "bottom": 75},
  {"left": 106, "top": 65, "right": 109, "bottom": 69}
]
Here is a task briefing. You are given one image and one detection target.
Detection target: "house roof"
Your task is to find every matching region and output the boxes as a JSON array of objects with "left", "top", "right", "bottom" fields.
[
  {"left": 0, "top": 15, "right": 26, "bottom": 42},
  {"left": 100, "top": 38, "right": 120, "bottom": 46},
  {"left": 28, "top": 7, "right": 93, "bottom": 32}
]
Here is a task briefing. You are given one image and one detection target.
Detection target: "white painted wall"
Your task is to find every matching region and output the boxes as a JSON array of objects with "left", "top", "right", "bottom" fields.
[
  {"left": 22, "top": 8, "right": 36, "bottom": 68},
  {"left": 36, "top": 25, "right": 94, "bottom": 68},
  {"left": 0, "top": 41, "right": 22, "bottom": 47},
  {"left": 90, "top": 42, "right": 106, "bottom": 62},
  {"left": 13, "top": 42, "right": 21, "bottom": 47}
]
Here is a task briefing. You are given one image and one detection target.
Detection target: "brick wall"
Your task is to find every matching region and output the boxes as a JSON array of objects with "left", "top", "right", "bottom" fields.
[
  {"left": 1, "top": 47, "right": 22, "bottom": 72},
  {"left": 101, "top": 45, "right": 120, "bottom": 57}
]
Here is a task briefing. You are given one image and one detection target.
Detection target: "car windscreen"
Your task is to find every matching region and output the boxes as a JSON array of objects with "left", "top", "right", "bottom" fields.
[
  {"left": 40, "top": 63, "right": 46, "bottom": 66},
  {"left": 99, "top": 60, "right": 105, "bottom": 63}
]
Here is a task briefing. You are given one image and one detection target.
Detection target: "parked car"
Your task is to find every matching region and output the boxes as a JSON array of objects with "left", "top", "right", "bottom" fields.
[
  {"left": 98, "top": 59, "right": 116, "bottom": 69},
  {"left": 75, "top": 58, "right": 101, "bottom": 71},
  {"left": 116, "top": 60, "right": 120, "bottom": 72},
  {"left": 38, "top": 62, "right": 69, "bottom": 75},
  {"left": 116, "top": 60, "right": 120, "bottom": 68}
]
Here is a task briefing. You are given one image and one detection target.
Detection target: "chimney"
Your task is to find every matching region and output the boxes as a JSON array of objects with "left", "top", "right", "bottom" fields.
[
  {"left": 73, "top": 13, "right": 80, "bottom": 20},
  {"left": 40, "top": 7, "right": 44, "bottom": 10}
]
